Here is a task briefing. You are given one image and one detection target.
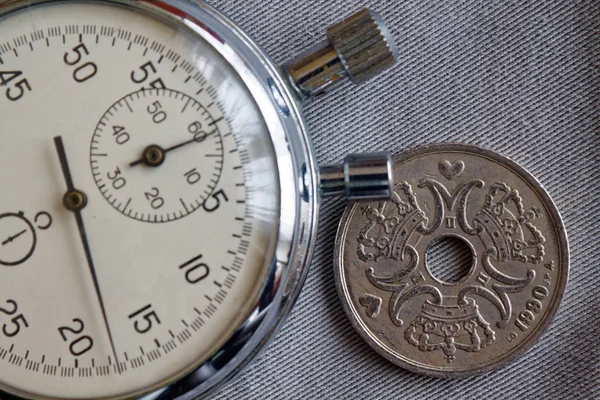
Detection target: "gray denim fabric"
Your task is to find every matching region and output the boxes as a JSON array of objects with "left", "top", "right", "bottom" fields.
[{"left": 206, "top": 1, "right": 600, "bottom": 399}]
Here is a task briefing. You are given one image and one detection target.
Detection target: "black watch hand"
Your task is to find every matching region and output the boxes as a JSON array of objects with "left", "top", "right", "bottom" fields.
[
  {"left": 129, "top": 131, "right": 212, "bottom": 168},
  {"left": 54, "top": 136, "right": 121, "bottom": 373}
]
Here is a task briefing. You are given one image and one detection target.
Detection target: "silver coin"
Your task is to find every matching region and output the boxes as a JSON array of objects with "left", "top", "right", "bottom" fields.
[{"left": 334, "top": 143, "right": 569, "bottom": 377}]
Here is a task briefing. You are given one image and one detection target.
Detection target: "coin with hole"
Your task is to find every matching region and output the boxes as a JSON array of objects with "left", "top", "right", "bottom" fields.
[{"left": 333, "top": 143, "right": 569, "bottom": 377}]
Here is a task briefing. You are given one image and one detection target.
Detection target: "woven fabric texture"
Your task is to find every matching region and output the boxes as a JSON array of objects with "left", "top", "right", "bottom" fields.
[{"left": 206, "top": 1, "right": 600, "bottom": 399}]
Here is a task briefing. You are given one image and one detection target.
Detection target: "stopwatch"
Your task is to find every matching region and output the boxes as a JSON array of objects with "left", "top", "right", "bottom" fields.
[{"left": 0, "top": 1, "right": 397, "bottom": 399}]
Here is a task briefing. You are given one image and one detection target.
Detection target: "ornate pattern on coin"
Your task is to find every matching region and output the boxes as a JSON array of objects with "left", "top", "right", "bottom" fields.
[{"left": 334, "top": 144, "right": 569, "bottom": 377}]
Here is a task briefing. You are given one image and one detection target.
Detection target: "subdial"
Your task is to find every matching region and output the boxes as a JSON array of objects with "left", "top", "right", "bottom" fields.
[{"left": 90, "top": 89, "right": 225, "bottom": 223}]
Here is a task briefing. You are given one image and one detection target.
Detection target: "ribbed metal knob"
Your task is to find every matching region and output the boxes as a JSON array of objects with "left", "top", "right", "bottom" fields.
[
  {"left": 327, "top": 9, "right": 397, "bottom": 84},
  {"left": 285, "top": 9, "right": 398, "bottom": 100}
]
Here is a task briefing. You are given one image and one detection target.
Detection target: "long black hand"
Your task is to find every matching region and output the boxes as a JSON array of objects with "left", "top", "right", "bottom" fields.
[{"left": 54, "top": 136, "right": 121, "bottom": 373}]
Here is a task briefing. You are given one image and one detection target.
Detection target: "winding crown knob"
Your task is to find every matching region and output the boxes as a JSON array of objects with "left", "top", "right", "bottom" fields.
[
  {"left": 285, "top": 9, "right": 398, "bottom": 100},
  {"left": 327, "top": 9, "right": 397, "bottom": 84}
]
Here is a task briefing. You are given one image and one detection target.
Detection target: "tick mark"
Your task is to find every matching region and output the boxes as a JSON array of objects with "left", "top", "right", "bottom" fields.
[
  {"left": 124, "top": 99, "right": 133, "bottom": 113},
  {"left": 180, "top": 198, "right": 190, "bottom": 213},
  {"left": 181, "top": 98, "right": 191, "bottom": 113}
]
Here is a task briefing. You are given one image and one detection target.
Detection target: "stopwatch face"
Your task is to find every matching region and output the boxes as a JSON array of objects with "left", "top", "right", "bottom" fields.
[{"left": 0, "top": 1, "right": 285, "bottom": 399}]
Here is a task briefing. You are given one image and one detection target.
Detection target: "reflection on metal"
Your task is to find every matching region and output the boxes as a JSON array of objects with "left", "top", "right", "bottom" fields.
[
  {"left": 286, "top": 9, "right": 398, "bottom": 99},
  {"left": 320, "top": 152, "right": 394, "bottom": 200}
]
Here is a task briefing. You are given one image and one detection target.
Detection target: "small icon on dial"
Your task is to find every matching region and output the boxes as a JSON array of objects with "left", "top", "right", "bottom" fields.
[
  {"left": 0, "top": 212, "right": 36, "bottom": 266},
  {"left": 90, "top": 89, "right": 226, "bottom": 223}
]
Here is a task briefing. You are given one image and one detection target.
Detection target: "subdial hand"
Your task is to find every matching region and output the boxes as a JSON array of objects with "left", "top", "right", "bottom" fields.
[
  {"left": 53, "top": 136, "right": 121, "bottom": 373},
  {"left": 2, "top": 229, "right": 27, "bottom": 246},
  {"left": 129, "top": 130, "right": 212, "bottom": 168}
]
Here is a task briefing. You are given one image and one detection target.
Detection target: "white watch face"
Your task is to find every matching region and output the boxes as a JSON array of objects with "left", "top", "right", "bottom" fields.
[{"left": 0, "top": 1, "right": 280, "bottom": 399}]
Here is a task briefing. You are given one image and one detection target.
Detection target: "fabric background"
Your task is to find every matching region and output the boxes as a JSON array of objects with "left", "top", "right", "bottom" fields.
[{"left": 205, "top": 1, "right": 600, "bottom": 399}]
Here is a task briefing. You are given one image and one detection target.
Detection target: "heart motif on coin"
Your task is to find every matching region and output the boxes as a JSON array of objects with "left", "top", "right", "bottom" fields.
[
  {"left": 359, "top": 294, "right": 382, "bottom": 318},
  {"left": 439, "top": 160, "right": 465, "bottom": 180}
]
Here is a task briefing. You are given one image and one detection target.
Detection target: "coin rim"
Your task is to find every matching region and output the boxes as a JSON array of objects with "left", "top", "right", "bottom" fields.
[{"left": 333, "top": 142, "right": 570, "bottom": 378}]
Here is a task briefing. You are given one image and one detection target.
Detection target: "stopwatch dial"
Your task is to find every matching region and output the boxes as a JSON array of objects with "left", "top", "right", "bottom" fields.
[
  {"left": 91, "top": 89, "right": 225, "bottom": 223},
  {"left": 0, "top": 1, "right": 280, "bottom": 399}
]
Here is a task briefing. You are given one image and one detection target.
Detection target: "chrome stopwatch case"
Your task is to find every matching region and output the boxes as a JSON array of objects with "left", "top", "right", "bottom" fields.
[{"left": 0, "top": 1, "right": 397, "bottom": 399}]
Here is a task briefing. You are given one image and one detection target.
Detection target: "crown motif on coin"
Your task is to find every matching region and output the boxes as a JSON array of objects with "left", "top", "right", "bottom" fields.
[
  {"left": 357, "top": 183, "right": 427, "bottom": 262},
  {"left": 475, "top": 182, "right": 545, "bottom": 264},
  {"left": 405, "top": 297, "right": 496, "bottom": 363}
]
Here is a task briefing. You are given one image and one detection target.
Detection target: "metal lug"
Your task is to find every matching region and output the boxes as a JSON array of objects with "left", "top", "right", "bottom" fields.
[{"left": 320, "top": 152, "right": 393, "bottom": 201}]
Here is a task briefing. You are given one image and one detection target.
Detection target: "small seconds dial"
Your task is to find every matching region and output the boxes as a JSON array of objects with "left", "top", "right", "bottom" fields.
[{"left": 90, "top": 88, "right": 225, "bottom": 223}]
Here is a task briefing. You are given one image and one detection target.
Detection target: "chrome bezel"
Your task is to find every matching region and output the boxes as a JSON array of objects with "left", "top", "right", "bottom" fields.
[{"left": 0, "top": 0, "right": 319, "bottom": 399}]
